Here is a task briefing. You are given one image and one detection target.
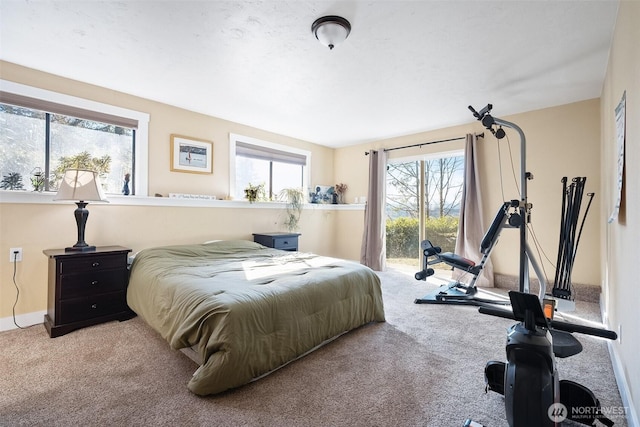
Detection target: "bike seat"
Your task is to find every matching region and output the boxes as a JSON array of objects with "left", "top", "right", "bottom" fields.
[{"left": 550, "top": 329, "right": 583, "bottom": 358}]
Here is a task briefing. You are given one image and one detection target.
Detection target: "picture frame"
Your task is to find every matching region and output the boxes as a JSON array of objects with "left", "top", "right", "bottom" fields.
[
  {"left": 309, "top": 185, "right": 335, "bottom": 204},
  {"left": 170, "top": 134, "right": 213, "bottom": 174}
]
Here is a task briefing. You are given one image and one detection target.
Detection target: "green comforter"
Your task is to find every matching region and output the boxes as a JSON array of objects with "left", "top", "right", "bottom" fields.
[{"left": 127, "top": 240, "right": 385, "bottom": 395}]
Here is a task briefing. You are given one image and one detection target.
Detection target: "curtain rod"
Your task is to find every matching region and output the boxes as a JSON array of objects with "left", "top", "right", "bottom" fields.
[{"left": 365, "top": 132, "right": 484, "bottom": 155}]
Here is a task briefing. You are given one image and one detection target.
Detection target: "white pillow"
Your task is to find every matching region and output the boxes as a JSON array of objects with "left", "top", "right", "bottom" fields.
[{"left": 127, "top": 253, "right": 137, "bottom": 265}]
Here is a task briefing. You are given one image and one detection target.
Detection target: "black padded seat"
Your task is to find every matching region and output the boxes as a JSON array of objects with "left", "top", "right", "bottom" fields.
[
  {"left": 439, "top": 252, "right": 476, "bottom": 271},
  {"left": 550, "top": 329, "right": 583, "bottom": 358}
]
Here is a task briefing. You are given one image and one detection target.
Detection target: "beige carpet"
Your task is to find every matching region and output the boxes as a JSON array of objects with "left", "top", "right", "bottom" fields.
[{"left": 0, "top": 267, "right": 627, "bottom": 427}]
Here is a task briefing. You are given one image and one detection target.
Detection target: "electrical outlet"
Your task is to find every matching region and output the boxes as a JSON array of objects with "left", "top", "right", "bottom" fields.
[{"left": 9, "top": 247, "right": 23, "bottom": 262}]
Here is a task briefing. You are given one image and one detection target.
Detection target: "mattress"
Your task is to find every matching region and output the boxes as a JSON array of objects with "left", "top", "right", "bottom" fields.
[{"left": 126, "top": 240, "right": 385, "bottom": 395}]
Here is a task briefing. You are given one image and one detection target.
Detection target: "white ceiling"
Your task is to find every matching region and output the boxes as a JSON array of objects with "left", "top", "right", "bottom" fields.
[{"left": 0, "top": 1, "right": 619, "bottom": 148}]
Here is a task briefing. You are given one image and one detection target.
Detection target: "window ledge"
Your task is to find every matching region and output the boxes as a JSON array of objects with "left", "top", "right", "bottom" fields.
[{"left": 0, "top": 190, "right": 365, "bottom": 210}]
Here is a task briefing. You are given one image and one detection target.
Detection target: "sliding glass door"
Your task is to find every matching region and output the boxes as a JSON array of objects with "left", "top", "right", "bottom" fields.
[{"left": 385, "top": 152, "right": 464, "bottom": 273}]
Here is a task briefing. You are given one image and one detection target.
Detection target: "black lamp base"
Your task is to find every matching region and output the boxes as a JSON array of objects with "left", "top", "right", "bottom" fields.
[
  {"left": 65, "top": 245, "right": 97, "bottom": 253},
  {"left": 66, "top": 201, "right": 96, "bottom": 253}
]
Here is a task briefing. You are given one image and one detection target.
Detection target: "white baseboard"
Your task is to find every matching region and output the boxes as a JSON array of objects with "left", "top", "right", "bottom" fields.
[
  {"left": 608, "top": 340, "right": 639, "bottom": 427},
  {"left": 0, "top": 310, "right": 46, "bottom": 332}
]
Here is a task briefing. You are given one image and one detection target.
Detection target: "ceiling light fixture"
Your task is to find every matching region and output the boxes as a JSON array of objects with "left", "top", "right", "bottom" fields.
[{"left": 311, "top": 15, "right": 351, "bottom": 50}]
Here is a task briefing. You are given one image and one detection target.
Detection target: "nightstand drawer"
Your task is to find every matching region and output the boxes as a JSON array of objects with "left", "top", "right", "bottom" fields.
[
  {"left": 253, "top": 232, "right": 300, "bottom": 252},
  {"left": 60, "top": 269, "right": 128, "bottom": 299},
  {"left": 59, "top": 292, "right": 128, "bottom": 324},
  {"left": 59, "top": 254, "right": 126, "bottom": 274},
  {"left": 272, "top": 236, "right": 298, "bottom": 250}
]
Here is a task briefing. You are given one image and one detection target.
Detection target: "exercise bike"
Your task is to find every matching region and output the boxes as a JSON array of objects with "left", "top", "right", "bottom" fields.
[{"left": 480, "top": 292, "right": 617, "bottom": 426}]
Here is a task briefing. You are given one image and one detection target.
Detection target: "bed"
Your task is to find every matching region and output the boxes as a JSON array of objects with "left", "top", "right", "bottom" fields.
[{"left": 126, "top": 240, "right": 385, "bottom": 396}]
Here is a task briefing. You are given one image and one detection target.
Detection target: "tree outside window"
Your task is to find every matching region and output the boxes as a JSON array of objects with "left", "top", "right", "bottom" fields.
[
  {"left": 0, "top": 103, "right": 134, "bottom": 194},
  {"left": 386, "top": 156, "right": 464, "bottom": 267}
]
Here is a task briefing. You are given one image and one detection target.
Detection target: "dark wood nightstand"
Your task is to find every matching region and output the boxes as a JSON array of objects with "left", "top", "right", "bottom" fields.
[
  {"left": 253, "top": 232, "right": 301, "bottom": 251},
  {"left": 43, "top": 246, "right": 134, "bottom": 338}
]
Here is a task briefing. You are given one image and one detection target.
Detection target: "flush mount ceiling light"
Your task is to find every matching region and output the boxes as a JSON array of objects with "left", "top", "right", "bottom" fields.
[{"left": 311, "top": 15, "right": 351, "bottom": 50}]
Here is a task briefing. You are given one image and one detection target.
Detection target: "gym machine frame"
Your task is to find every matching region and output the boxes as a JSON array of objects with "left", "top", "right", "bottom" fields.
[{"left": 415, "top": 104, "right": 551, "bottom": 306}]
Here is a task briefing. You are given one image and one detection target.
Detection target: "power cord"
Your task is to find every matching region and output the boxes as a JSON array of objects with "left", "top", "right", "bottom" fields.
[{"left": 12, "top": 251, "right": 29, "bottom": 330}]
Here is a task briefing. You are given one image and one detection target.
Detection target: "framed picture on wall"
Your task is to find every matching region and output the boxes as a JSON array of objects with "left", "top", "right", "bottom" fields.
[{"left": 170, "top": 134, "right": 213, "bottom": 174}]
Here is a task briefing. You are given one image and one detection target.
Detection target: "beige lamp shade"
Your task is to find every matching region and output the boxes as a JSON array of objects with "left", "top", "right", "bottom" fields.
[{"left": 54, "top": 169, "right": 108, "bottom": 202}]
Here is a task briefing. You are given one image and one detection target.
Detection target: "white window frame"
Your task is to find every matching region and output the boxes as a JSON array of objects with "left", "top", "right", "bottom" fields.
[
  {"left": 229, "top": 133, "right": 311, "bottom": 200},
  {"left": 0, "top": 79, "right": 150, "bottom": 196}
]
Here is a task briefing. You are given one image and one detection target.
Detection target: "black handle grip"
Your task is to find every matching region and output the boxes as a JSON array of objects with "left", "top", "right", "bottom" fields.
[
  {"left": 478, "top": 306, "right": 618, "bottom": 340},
  {"left": 549, "top": 319, "right": 617, "bottom": 340},
  {"left": 479, "top": 306, "right": 515, "bottom": 320}
]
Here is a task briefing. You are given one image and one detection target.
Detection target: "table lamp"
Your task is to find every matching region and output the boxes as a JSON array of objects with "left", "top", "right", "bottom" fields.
[{"left": 54, "top": 169, "right": 108, "bottom": 252}]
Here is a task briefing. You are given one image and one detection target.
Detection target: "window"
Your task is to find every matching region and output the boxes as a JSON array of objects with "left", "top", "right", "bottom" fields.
[
  {"left": 230, "top": 134, "right": 310, "bottom": 201},
  {"left": 1, "top": 104, "right": 135, "bottom": 193},
  {"left": 0, "top": 80, "right": 149, "bottom": 196}
]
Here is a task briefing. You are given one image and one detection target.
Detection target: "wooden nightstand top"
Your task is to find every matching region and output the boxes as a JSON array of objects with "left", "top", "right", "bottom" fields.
[
  {"left": 43, "top": 246, "right": 131, "bottom": 258},
  {"left": 252, "top": 232, "right": 301, "bottom": 238}
]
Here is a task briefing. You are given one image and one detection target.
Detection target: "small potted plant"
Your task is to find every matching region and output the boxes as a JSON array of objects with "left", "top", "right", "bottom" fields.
[
  {"left": 244, "top": 183, "right": 265, "bottom": 203},
  {"left": 335, "top": 183, "right": 348, "bottom": 204},
  {"left": 31, "top": 167, "right": 46, "bottom": 192}
]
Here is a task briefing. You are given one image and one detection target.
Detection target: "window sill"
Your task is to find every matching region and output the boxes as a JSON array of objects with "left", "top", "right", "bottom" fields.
[{"left": 0, "top": 190, "right": 365, "bottom": 210}]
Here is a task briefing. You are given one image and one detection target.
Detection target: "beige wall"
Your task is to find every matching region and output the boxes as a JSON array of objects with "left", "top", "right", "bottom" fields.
[
  {"left": 600, "top": 0, "right": 640, "bottom": 420},
  {"left": 0, "top": 199, "right": 354, "bottom": 317}
]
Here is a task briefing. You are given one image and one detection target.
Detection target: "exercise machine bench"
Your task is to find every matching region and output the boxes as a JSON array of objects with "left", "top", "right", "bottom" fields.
[{"left": 414, "top": 200, "right": 517, "bottom": 305}]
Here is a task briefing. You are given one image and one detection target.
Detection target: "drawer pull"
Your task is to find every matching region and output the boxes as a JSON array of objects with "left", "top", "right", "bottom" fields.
[
  {"left": 283, "top": 241, "right": 288, "bottom": 245},
  {"left": 91, "top": 280, "right": 99, "bottom": 285},
  {"left": 92, "top": 262, "right": 100, "bottom": 267},
  {"left": 91, "top": 304, "right": 98, "bottom": 309}
]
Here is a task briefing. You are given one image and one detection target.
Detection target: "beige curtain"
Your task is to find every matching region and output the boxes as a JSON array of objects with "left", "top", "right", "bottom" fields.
[
  {"left": 453, "top": 134, "right": 494, "bottom": 287},
  {"left": 360, "top": 149, "right": 387, "bottom": 271}
]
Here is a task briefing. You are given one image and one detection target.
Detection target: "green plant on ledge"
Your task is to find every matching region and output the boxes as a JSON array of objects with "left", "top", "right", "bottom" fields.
[
  {"left": 278, "top": 187, "right": 305, "bottom": 232},
  {"left": 31, "top": 167, "right": 45, "bottom": 192},
  {"left": 244, "top": 183, "right": 265, "bottom": 203}
]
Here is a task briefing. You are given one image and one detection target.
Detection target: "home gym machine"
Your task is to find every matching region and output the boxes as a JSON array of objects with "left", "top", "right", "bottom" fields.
[
  {"left": 415, "top": 104, "right": 551, "bottom": 307},
  {"left": 413, "top": 104, "right": 618, "bottom": 426}
]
